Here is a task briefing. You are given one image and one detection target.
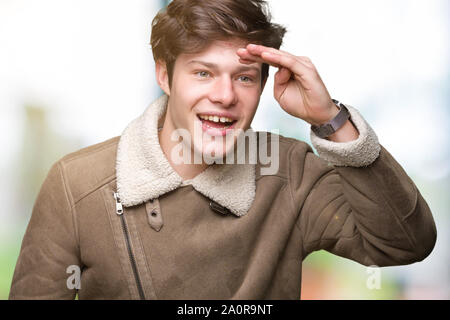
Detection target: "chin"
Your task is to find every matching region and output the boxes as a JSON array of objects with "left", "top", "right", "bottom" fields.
[
  {"left": 196, "top": 140, "right": 234, "bottom": 163},
  {"left": 189, "top": 120, "right": 239, "bottom": 163}
]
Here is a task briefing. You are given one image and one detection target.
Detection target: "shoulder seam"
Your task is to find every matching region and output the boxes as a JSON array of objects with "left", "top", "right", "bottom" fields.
[
  {"left": 74, "top": 174, "right": 117, "bottom": 205},
  {"left": 57, "top": 161, "right": 81, "bottom": 256}
]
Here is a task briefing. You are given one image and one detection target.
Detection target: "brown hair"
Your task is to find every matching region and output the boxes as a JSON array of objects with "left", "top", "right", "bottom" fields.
[{"left": 150, "top": 0, "right": 286, "bottom": 87}]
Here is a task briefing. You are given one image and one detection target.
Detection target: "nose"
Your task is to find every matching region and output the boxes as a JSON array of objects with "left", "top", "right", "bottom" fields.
[{"left": 208, "top": 76, "right": 237, "bottom": 107}]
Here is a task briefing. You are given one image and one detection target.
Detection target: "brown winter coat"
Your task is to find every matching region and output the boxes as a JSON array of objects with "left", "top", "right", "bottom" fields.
[{"left": 9, "top": 95, "right": 437, "bottom": 299}]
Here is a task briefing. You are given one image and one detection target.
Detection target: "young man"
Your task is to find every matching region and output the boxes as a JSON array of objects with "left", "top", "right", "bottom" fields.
[{"left": 10, "top": 0, "right": 436, "bottom": 299}]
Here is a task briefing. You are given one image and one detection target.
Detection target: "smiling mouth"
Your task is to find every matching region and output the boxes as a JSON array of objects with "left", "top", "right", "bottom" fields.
[{"left": 197, "top": 114, "right": 237, "bottom": 129}]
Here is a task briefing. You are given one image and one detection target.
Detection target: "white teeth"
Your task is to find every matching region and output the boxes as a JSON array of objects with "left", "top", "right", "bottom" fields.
[{"left": 199, "top": 114, "right": 234, "bottom": 123}]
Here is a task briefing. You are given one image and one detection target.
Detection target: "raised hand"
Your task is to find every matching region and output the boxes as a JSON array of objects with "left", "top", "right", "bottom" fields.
[{"left": 237, "top": 44, "right": 340, "bottom": 126}]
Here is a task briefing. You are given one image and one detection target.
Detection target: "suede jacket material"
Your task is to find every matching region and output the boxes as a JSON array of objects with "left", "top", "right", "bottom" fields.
[{"left": 9, "top": 95, "right": 437, "bottom": 299}]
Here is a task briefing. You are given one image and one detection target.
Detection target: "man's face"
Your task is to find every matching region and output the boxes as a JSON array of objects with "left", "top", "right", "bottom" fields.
[{"left": 157, "top": 39, "right": 265, "bottom": 162}]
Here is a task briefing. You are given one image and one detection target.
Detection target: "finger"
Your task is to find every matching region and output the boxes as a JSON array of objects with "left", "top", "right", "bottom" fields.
[
  {"left": 238, "top": 58, "right": 257, "bottom": 65},
  {"left": 237, "top": 49, "right": 268, "bottom": 63},
  {"left": 237, "top": 48, "right": 281, "bottom": 68},
  {"left": 273, "top": 68, "right": 293, "bottom": 101},
  {"left": 260, "top": 51, "right": 312, "bottom": 77},
  {"left": 274, "top": 67, "right": 292, "bottom": 85},
  {"left": 297, "top": 56, "right": 315, "bottom": 68},
  {"left": 239, "top": 46, "right": 313, "bottom": 74},
  {"left": 246, "top": 43, "right": 292, "bottom": 58},
  {"left": 236, "top": 48, "right": 259, "bottom": 60},
  {"left": 246, "top": 44, "right": 313, "bottom": 73},
  {"left": 246, "top": 44, "right": 312, "bottom": 68}
]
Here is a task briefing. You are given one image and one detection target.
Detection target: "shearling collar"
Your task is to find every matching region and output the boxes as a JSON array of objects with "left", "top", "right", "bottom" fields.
[{"left": 116, "top": 95, "right": 256, "bottom": 217}]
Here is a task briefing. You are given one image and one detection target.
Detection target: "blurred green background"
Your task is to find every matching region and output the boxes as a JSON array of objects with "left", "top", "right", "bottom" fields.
[{"left": 0, "top": 0, "right": 448, "bottom": 299}]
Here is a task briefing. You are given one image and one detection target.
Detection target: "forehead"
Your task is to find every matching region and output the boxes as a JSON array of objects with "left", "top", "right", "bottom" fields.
[
  {"left": 177, "top": 39, "right": 261, "bottom": 71},
  {"left": 207, "top": 38, "right": 249, "bottom": 50}
]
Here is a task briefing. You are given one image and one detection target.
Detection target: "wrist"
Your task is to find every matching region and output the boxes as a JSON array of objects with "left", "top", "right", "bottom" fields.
[
  {"left": 326, "top": 118, "right": 359, "bottom": 142},
  {"left": 322, "top": 101, "right": 340, "bottom": 125},
  {"left": 309, "top": 101, "right": 340, "bottom": 126},
  {"left": 311, "top": 99, "right": 352, "bottom": 139}
]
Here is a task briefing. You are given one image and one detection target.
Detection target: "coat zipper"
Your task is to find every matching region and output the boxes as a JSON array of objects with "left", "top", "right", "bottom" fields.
[{"left": 113, "top": 192, "right": 146, "bottom": 300}]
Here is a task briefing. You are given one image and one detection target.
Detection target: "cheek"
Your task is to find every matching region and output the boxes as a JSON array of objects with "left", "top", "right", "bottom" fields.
[
  {"left": 173, "top": 80, "right": 209, "bottom": 108},
  {"left": 239, "top": 89, "right": 261, "bottom": 119},
  {"left": 170, "top": 85, "right": 201, "bottom": 118}
]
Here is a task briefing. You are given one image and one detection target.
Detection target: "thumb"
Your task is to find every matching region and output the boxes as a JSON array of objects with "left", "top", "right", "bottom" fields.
[
  {"left": 274, "top": 67, "right": 291, "bottom": 85},
  {"left": 274, "top": 67, "right": 291, "bottom": 99}
]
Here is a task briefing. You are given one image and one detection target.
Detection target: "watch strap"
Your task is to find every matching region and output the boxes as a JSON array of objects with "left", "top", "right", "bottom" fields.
[{"left": 311, "top": 99, "right": 350, "bottom": 138}]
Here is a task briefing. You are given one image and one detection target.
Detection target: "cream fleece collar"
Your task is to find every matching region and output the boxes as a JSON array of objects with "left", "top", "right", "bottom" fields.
[{"left": 116, "top": 95, "right": 256, "bottom": 217}]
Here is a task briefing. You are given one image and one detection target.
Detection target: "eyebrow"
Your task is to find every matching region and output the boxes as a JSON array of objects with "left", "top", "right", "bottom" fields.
[{"left": 187, "top": 60, "right": 261, "bottom": 74}]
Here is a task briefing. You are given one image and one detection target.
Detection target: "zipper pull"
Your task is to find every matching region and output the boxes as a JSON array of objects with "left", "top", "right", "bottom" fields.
[{"left": 113, "top": 192, "right": 123, "bottom": 215}]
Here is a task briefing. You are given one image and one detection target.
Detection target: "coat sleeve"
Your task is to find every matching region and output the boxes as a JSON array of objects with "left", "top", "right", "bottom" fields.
[
  {"left": 292, "top": 105, "right": 437, "bottom": 267},
  {"left": 9, "top": 160, "right": 81, "bottom": 299}
]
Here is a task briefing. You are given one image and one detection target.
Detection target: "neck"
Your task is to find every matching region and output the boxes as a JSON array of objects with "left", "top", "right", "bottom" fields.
[{"left": 158, "top": 119, "right": 209, "bottom": 181}]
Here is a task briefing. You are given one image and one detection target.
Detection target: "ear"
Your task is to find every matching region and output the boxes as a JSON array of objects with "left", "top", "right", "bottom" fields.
[{"left": 155, "top": 60, "right": 170, "bottom": 96}]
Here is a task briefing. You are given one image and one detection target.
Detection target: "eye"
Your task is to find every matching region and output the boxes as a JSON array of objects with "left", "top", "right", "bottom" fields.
[
  {"left": 196, "top": 71, "right": 210, "bottom": 78},
  {"left": 238, "top": 75, "right": 253, "bottom": 83}
]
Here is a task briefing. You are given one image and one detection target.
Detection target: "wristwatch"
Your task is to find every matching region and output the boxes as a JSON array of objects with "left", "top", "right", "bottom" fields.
[{"left": 311, "top": 99, "right": 350, "bottom": 139}]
